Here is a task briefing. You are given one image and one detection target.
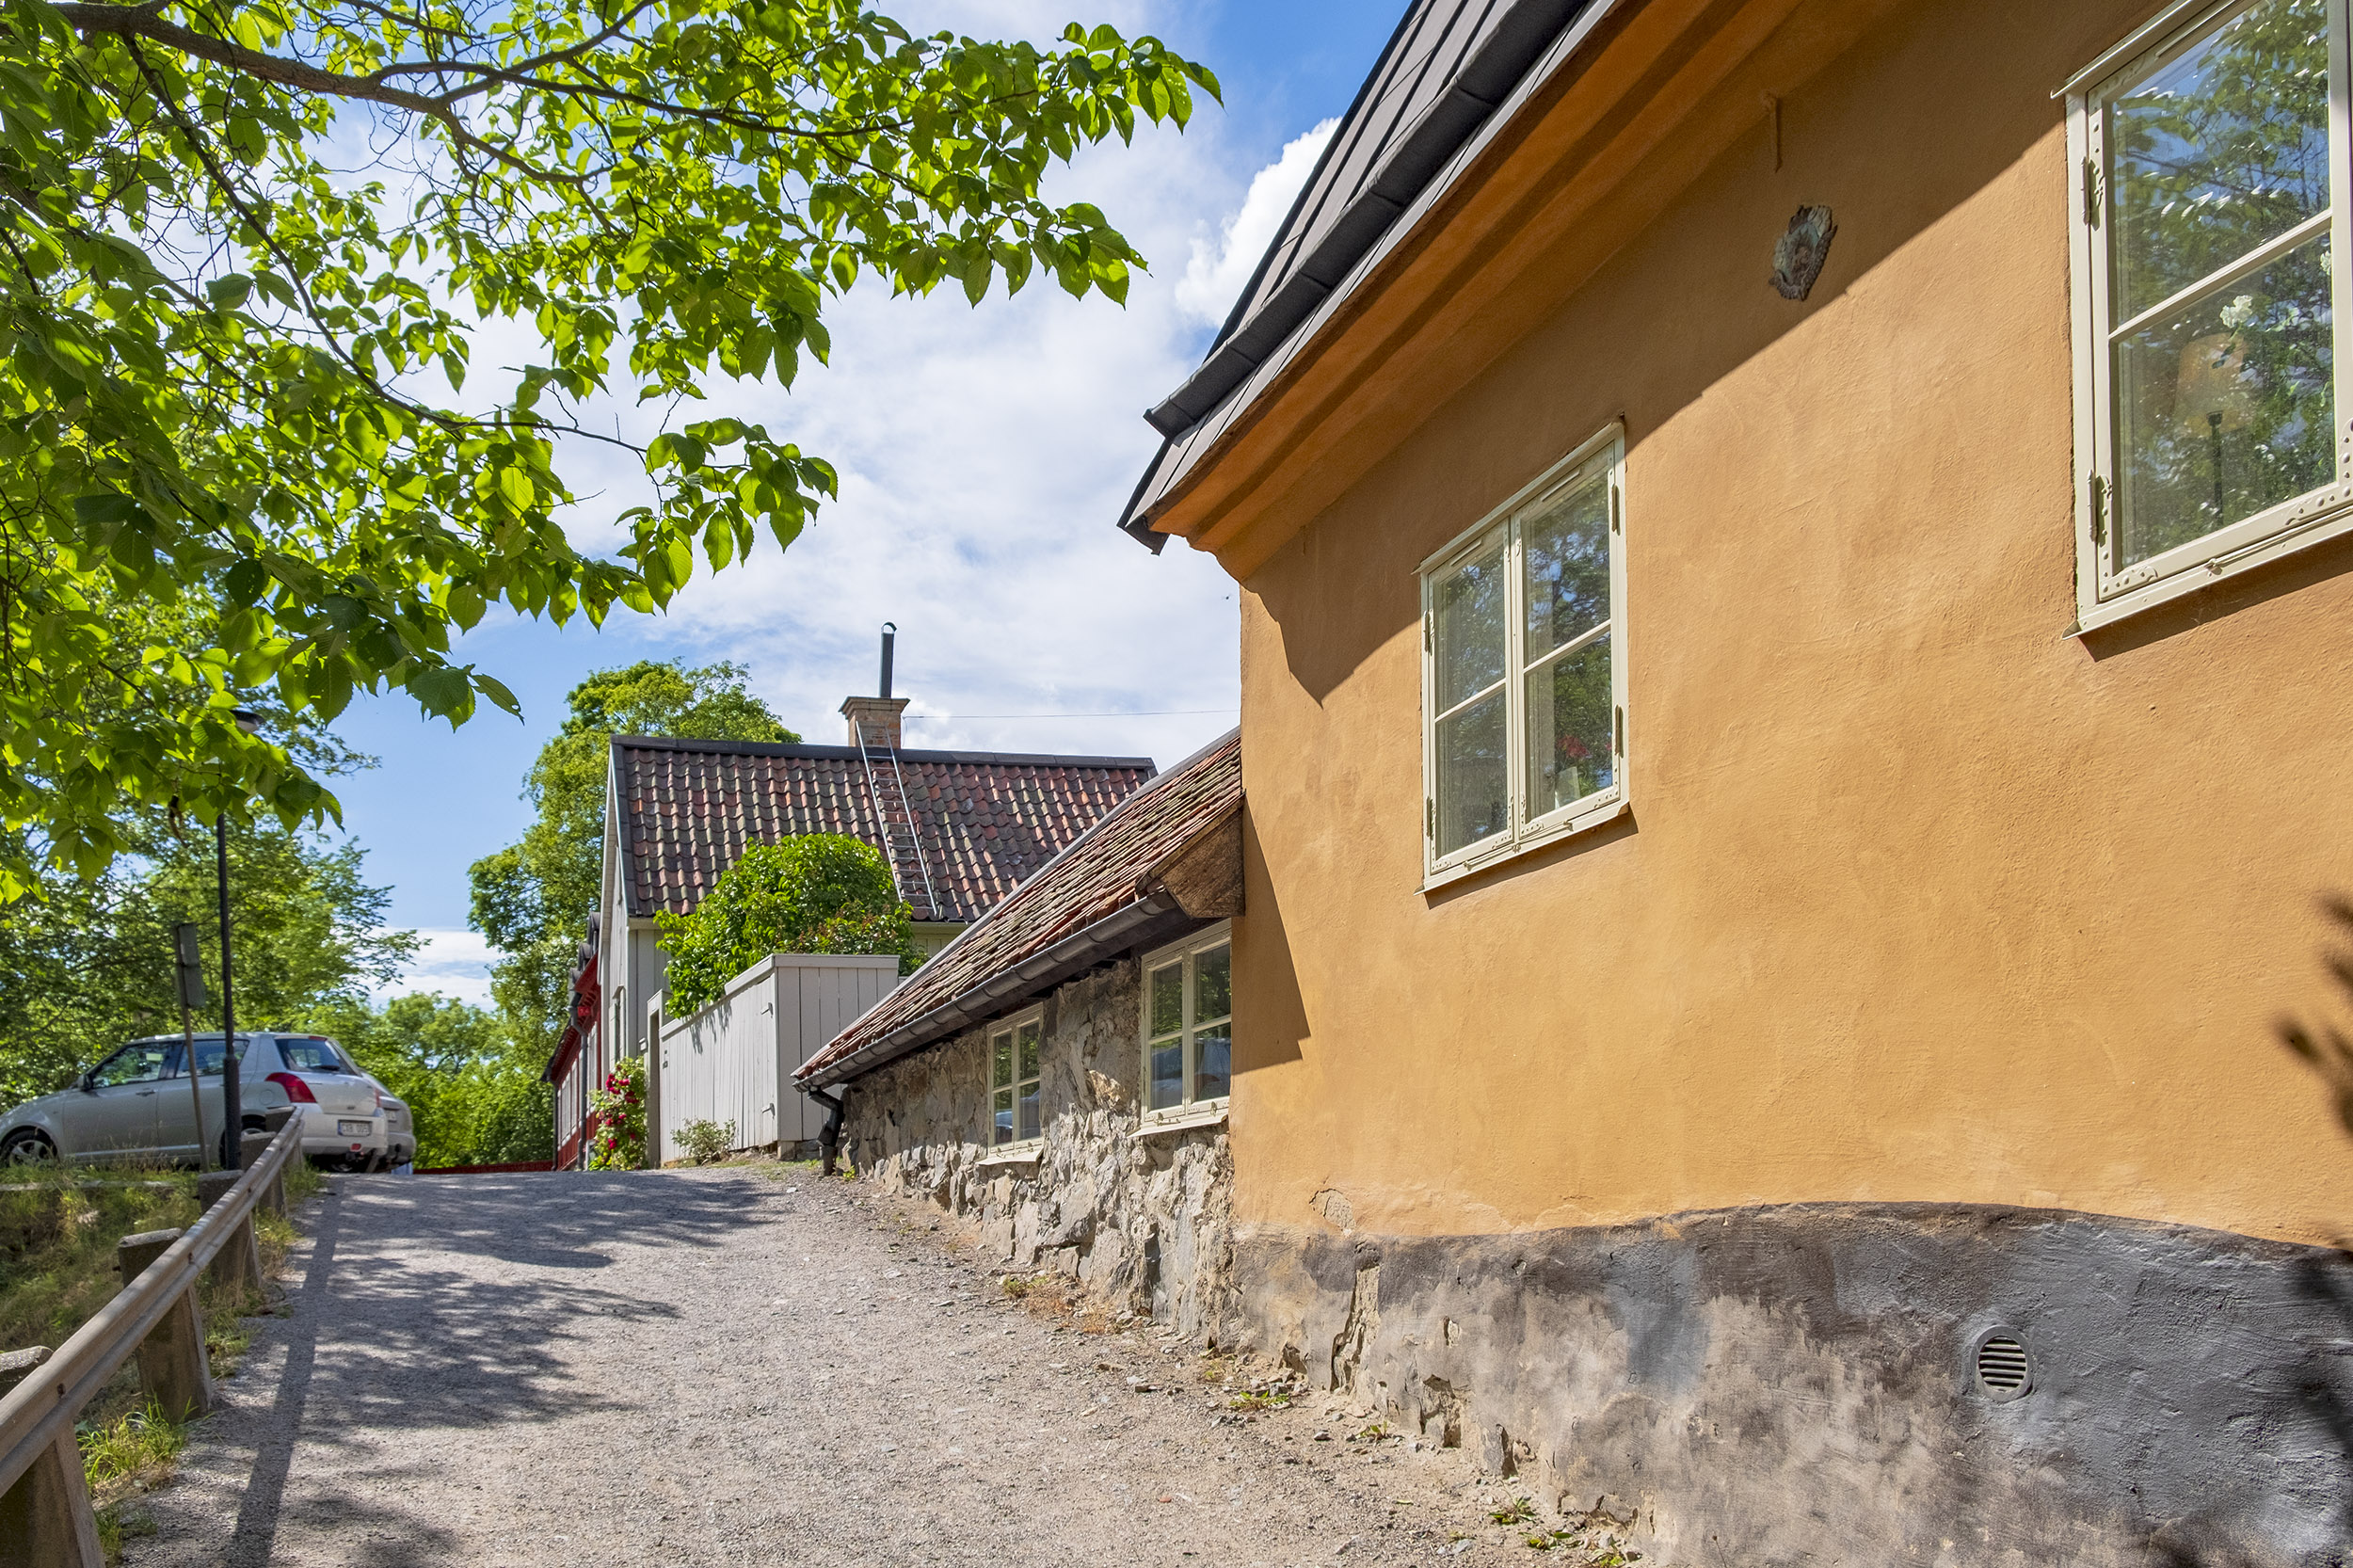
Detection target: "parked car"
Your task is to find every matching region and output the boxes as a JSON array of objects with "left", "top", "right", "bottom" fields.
[{"left": 0, "top": 1032, "right": 390, "bottom": 1171}]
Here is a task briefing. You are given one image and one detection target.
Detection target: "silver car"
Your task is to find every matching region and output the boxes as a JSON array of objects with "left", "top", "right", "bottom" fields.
[{"left": 0, "top": 1032, "right": 391, "bottom": 1171}]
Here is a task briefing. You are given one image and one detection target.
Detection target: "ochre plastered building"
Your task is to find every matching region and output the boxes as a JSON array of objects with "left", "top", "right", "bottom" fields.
[{"left": 1121, "top": 0, "right": 2353, "bottom": 1559}]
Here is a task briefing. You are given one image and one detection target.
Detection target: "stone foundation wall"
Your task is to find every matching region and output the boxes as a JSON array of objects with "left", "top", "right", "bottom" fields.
[
  {"left": 841, "top": 960, "right": 1236, "bottom": 1340},
  {"left": 1241, "top": 1204, "right": 2353, "bottom": 1567}
]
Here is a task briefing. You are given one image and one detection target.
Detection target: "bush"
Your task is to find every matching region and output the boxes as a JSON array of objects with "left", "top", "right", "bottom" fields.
[
  {"left": 587, "top": 1056, "right": 646, "bottom": 1170},
  {"left": 678, "top": 1118, "right": 735, "bottom": 1165},
  {"left": 655, "top": 835, "right": 920, "bottom": 1015}
]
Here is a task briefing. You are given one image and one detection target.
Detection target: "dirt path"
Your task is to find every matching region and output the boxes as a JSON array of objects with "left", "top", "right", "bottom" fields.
[{"left": 122, "top": 1166, "right": 1583, "bottom": 1568}]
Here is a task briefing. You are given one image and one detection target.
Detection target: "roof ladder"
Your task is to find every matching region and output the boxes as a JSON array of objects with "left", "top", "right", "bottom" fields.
[{"left": 854, "top": 721, "right": 939, "bottom": 923}]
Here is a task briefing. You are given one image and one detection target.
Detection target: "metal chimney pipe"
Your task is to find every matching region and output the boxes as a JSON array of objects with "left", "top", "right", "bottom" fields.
[{"left": 879, "top": 622, "right": 896, "bottom": 700}]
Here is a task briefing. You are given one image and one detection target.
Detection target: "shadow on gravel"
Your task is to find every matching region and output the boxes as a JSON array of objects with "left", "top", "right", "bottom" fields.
[{"left": 213, "top": 1172, "right": 776, "bottom": 1564}]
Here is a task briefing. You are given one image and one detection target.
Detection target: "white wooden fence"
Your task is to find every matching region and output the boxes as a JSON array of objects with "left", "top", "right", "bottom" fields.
[{"left": 652, "top": 953, "right": 900, "bottom": 1164}]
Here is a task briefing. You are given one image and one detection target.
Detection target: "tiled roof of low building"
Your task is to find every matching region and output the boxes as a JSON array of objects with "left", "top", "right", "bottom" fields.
[
  {"left": 612, "top": 737, "right": 1155, "bottom": 925},
  {"left": 797, "top": 728, "right": 1241, "bottom": 1090}
]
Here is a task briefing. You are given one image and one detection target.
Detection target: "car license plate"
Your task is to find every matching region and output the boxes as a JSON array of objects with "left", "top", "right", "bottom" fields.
[{"left": 337, "top": 1120, "right": 371, "bottom": 1136}]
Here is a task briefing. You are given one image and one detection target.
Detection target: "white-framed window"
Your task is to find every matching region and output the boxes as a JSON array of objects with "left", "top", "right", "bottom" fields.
[
  {"left": 987, "top": 1008, "right": 1044, "bottom": 1148},
  {"left": 1142, "top": 924, "right": 1231, "bottom": 1121},
  {"left": 2067, "top": 0, "right": 2353, "bottom": 632},
  {"left": 1420, "top": 425, "right": 1627, "bottom": 886}
]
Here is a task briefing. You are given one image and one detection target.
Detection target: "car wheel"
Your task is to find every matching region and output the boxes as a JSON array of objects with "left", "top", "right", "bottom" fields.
[{"left": 1, "top": 1129, "right": 57, "bottom": 1165}]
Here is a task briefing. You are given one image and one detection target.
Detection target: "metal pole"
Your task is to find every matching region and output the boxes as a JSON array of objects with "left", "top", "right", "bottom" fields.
[{"left": 215, "top": 817, "right": 242, "bottom": 1170}]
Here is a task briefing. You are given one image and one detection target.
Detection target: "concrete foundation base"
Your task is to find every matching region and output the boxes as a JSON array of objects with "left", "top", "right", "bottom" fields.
[{"left": 1238, "top": 1203, "right": 2353, "bottom": 1567}]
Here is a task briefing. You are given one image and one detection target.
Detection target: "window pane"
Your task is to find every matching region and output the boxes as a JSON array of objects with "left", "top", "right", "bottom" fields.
[
  {"left": 1435, "top": 690, "right": 1509, "bottom": 856},
  {"left": 1149, "top": 964, "right": 1184, "bottom": 1036},
  {"left": 1193, "top": 1026, "right": 1231, "bottom": 1104},
  {"left": 992, "top": 1087, "right": 1014, "bottom": 1145},
  {"left": 2109, "top": 0, "right": 2330, "bottom": 321},
  {"left": 1150, "top": 1040, "right": 1184, "bottom": 1112},
  {"left": 92, "top": 1047, "right": 170, "bottom": 1087},
  {"left": 1521, "top": 468, "right": 1610, "bottom": 663},
  {"left": 1016, "top": 1020, "right": 1041, "bottom": 1083},
  {"left": 1525, "top": 639, "right": 1614, "bottom": 819},
  {"left": 1432, "top": 536, "right": 1507, "bottom": 712},
  {"left": 2114, "top": 232, "right": 2334, "bottom": 564},
  {"left": 991, "top": 1033, "right": 1013, "bottom": 1090},
  {"left": 1194, "top": 944, "right": 1231, "bottom": 1025},
  {"left": 1018, "top": 1083, "right": 1041, "bottom": 1142}
]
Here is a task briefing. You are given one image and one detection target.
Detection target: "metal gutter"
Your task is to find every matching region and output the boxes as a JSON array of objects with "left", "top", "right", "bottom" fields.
[{"left": 797, "top": 892, "right": 1196, "bottom": 1091}]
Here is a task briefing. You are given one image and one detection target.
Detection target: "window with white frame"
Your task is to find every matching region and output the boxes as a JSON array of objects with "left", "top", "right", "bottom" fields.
[
  {"left": 1143, "top": 925, "right": 1231, "bottom": 1118},
  {"left": 1421, "top": 429, "right": 1626, "bottom": 881},
  {"left": 988, "top": 1010, "right": 1042, "bottom": 1147},
  {"left": 2069, "top": 0, "right": 2352, "bottom": 628}
]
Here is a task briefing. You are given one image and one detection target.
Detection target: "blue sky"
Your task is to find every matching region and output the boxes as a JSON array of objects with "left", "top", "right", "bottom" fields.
[{"left": 337, "top": 1, "right": 1401, "bottom": 1002}]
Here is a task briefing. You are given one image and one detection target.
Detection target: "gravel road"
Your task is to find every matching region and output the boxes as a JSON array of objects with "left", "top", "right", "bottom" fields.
[{"left": 121, "top": 1166, "right": 1595, "bottom": 1568}]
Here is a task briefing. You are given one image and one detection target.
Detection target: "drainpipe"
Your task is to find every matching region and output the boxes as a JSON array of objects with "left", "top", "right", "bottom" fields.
[{"left": 808, "top": 1088, "right": 845, "bottom": 1177}]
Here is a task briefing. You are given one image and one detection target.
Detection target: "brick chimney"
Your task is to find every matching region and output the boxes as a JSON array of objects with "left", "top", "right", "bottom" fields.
[
  {"left": 842, "top": 622, "right": 908, "bottom": 748},
  {"left": 841, "top": 695, "right": 908, "bottom": 749}
]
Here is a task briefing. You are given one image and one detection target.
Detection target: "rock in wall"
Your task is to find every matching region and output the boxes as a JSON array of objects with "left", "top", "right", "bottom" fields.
[{"left": 841, "top": 960, "right": 1237, "bottom": 1341}]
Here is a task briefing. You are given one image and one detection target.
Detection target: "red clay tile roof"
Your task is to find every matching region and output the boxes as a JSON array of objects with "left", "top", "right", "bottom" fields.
[
  {"left": 612, "top": 737, "right": 1155, "bottom": 925},
  {"left": 797, "top": 728, "right": 1241, "bottom": 1088}
]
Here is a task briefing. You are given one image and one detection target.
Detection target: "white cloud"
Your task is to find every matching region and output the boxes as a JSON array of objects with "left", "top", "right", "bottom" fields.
[
  {"left": 1176, "top": 118, "right": 1337, "bottom": 328},
  {"left": 376, "top": 929, "right": 497, "bottom": 1009},
  {"left": 469, "top": 32, "right": 1333, "bottom": 772}
]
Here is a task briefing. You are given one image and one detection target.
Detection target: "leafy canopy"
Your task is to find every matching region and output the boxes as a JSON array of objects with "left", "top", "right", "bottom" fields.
[
  {"left": 307, "top": 992, "right": 550, "bottom": 1167},
  {"left": 0, "top": 817, "right": 415, "bottom": 1106},
  {"left": 468, "top": 658, "right": 793, "bottom": 1055},
  {"left": 656, "top": 833, "right": 915, "bottom": 1015},
  {"left": 0, "top": 0, "right": 1215, "bottom": 898}
]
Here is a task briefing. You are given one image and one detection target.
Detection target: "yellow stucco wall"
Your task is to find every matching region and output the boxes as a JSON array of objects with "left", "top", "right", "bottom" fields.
[{"left": 1224, "top": 0, "right": 2353, "bottom": 1250}]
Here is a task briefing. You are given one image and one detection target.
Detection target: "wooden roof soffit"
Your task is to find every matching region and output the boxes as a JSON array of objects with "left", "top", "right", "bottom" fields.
[
  {"left": 1146, "top": 0, "right": 1881, "bottom": 580},
  {"left": 1137, "top": 805, "right": 1244, "bottom": 920}
]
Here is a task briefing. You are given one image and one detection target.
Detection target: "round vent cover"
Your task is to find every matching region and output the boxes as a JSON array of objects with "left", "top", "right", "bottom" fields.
[{"left": 1972, "top": 1328, "right": 2032, "bottom": 1402}]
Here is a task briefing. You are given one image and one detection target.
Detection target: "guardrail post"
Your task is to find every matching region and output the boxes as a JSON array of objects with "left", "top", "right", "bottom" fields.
[
  {"left": 260, "top": 1107, "right": 294, "bottom": 1213},
  {"left": 0, "top": 1347, "right": 102, "bottom": 1568},
  {"left": 195, "top": 1172, "right": 264, "bottom": 1299},
  {"left": 115, "top": 1231, "right": 212, "bottom": 1423}
]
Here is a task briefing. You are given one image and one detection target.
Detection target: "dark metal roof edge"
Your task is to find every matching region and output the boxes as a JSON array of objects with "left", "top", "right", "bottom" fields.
[
  {"left": 611, "top": 734, "right": 1160, "bottom": 771},
  {"left": 798, "top": 893, "right": 1193, "bottom": 1089},
  {"left": 1192, "top": 1, "right": 1430, "bottom": 367},
  {"left": 1143, "top": 0, "right": 1592, "bottom": 443}
]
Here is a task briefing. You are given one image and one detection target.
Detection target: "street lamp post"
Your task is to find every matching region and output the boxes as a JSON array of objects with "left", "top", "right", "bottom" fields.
[{"left": 216, "top": 707, "right": 261, "bottom": 1170}]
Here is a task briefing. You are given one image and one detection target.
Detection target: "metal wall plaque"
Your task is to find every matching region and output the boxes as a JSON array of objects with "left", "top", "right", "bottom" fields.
[{"left": 1771, "top": 204, "right": 1837, "bottom": 300}]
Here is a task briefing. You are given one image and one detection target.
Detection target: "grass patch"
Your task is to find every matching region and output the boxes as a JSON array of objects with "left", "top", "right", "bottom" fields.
[
  {"left": 79, "top": 1400, "right": 186, "bottom": 1496},
  {"left": 82, "top": 1403, "right": 182, "bottom": 1567},
  {"left": 0, "top": 1165, "right": 202, "bottom": 1355}
]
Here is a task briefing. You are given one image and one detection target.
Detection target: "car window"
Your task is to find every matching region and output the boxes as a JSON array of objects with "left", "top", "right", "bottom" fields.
[
  {"left": 275, "top": 1039, "right": 351, "bottom": 1073},
  {"left": 160, "top": 1041, "right": 231, "bottom": 1079},
  {"left": 90, "top": 1045, "right": 172, "bottom": 1087}
]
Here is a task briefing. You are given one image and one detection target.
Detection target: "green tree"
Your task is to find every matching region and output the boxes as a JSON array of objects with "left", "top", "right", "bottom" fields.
[
  {"left": 0, "top": 0, "right": 1216, "bottom": 900},
  {"left": 304, "top": 992, "right": 552, "bottom": 1166},
  {"left": 0, "top": 821, "right": 416, "bottom": 1106},
  {"left": 656, "top": 834, "right": 917, "bottom": 1016},
  {"left": 469, "top": 659, "right": 794, "bottom": 1056}
]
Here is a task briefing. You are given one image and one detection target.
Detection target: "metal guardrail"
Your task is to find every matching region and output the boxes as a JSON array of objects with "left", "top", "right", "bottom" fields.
[{"left": 0, "top": 1114, "right": 303, "bottom": 1560}]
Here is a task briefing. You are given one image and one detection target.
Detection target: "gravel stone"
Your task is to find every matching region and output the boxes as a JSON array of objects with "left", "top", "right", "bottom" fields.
[{"left": 123, "top": 1168, "right": 1529, "bottom": 1567}]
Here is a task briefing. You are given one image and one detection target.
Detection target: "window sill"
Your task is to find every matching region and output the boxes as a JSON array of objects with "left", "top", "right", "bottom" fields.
[
  {"left": 1422, "top": 793, "right": 1629, "bottom": 893},
  {"left": 1139, "top": 1102, "right": 1228, "bottom": 1138},
  {"left": 976, "top": 1141, "right": 1042, "bottom": 1168},
  {"left": 2073, "top": 485, "right": 2353, "bottom": 636}
]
